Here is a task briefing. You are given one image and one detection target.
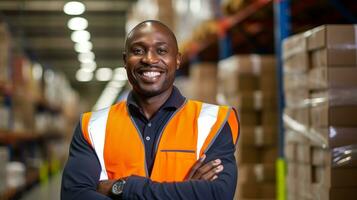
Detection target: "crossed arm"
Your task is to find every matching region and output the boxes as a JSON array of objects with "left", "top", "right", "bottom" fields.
[{"left": 61, "top": 123, "right": 237, "bottom": 200}]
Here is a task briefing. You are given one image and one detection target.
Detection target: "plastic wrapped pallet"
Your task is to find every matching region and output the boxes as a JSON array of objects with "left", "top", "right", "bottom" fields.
[{"left": 283, "top": 24, "right": 357, "bottom": 200}]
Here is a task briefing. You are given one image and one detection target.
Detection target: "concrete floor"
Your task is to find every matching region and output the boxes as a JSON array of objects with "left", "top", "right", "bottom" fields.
[{"left": 20, "top": 173, "right": 61, "bottom": 200}]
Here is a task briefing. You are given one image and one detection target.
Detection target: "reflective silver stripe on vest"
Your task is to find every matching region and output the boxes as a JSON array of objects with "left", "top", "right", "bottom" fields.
[
  {"left": 196, "top": 103, "right": 219, "bottom": 159},
  {"left": 88, "top": 107, "right": 110, "bottom": 180}
]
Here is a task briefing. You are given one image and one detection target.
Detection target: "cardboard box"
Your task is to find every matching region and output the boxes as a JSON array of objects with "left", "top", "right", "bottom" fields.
[
  {"left": 190, "top": 62, "right": 217, "bottom": 104},
  {"left": 235, "top": 146, "right": 260, "bottom": 164},
  {"left": 311, "top": 183, "right": 329, "bottom": 200},
  {"left": 285, "top": 143, "right": 297, "bottom": 162},
  {"left": 283, "top": 52, "right": 310, "bottom": 74},
  {"left": 218, "top": 54, "right": 276, "bottom": 76},
  {"left": 282, "top": 32, "right": 308, "bottom": 60},
  {"left": 284, "top": 89, "right": 309, "bottom": 108},
  {"left": 237, "top": 183, "right": 276, "bottom": 199},
  {"left": 330, "top": 188, "right": 357, "bottom": 200},
  {"left": 307, "top": 25, "right": 357, "bottom": 66},
  {"left": 236, "top": 146, "right": 277, "bottom": 164},
  {"left": 260, "top": 75, "right": 277, "bottom": 94},
  {"left": 239, "top": 111, "right": 261, "bottom": 125},
  {"left": 239, "top": 163, "right": 276, "bottom": 183},
  {"left": 284, "top": 107, "right": 310, "bottom": 129},
  {"left": 240, "top": 126, "right": 278, "bottom": 147},
  {"left": 328, "top": 127, "right": 357, "bottom": 148},
  {"left": 284, "top": 72, "right": 309, "bottom": 90},
  {"left": 310, "top": 91, "right": 357, "bottom": 127},
  {"left": 312, "top": 147, "right": 330, "bottom": 166},
  {"left": 297, "top": 144, "right": 312, "bottom": 164},
  {"left": 262, "top": 111, "right": 279, "bottom": 127},
  {"left": 309, "top": 67, "right": 357, "bottom": 90},
  {"left": 331, "top": 168, "right": 357, "bottom": 187}
]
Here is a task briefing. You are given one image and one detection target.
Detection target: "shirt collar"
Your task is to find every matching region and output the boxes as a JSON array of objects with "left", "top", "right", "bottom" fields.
[{"left": 127, "top": 86, "right": 186, "bottom": 111}]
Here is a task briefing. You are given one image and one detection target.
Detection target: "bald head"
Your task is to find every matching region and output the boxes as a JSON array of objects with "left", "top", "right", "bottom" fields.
[{"left": 124, "top": 20, "right": 178, "bottom": 53}]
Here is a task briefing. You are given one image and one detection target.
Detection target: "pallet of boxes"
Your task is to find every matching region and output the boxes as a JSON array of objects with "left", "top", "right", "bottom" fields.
[
  {"left": 188, "top": 62, "right": 218, "bottom": 104},
  {"left": 283, "top": 25, "right": 357, "bottom": 200},
  {"left": 217, "top": 55, "right": 278, "bottom": 200}
]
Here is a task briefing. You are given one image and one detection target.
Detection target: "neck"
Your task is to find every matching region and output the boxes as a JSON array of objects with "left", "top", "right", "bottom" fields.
[{"left": 133, "top": 87, "right": 173, "bottom": 119}]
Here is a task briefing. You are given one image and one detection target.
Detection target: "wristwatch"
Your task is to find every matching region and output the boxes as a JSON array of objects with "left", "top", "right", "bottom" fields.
[{"left": 110, "top": 178, "right": 126, "bottom": 199}]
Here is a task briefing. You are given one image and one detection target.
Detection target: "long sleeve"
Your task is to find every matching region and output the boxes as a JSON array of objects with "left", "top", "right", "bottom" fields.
[
  {"left": 123, "top": 122, "right": 238, "bottom": 200},
  {"left": 61, "top": 123, "right": 111, "bottom": 200}
]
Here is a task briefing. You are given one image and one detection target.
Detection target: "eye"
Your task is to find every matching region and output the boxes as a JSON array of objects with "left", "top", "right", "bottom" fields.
[
  {"left": 157, "top": 48, "right": 167, "bottom": 55},
  {"left": 132, "top": 47, "right": 144, "bottom": 55}
]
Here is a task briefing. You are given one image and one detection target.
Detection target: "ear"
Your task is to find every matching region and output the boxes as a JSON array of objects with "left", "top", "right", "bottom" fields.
[
  {"left": 176, "top": 52, "right": 182, "bottom": 70},
  {"left": 122, "top": 52, "right": 127, "bottom": 68}
]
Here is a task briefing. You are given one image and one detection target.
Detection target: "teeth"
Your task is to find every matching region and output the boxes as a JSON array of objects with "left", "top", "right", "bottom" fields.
[{"left": 143, "top": 71, "right": 160, "bottom": 78}]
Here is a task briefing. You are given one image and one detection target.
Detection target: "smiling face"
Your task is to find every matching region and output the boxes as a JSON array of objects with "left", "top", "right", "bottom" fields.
[{"left": 123, "top": 21, "right": 181, "bottom": 98}]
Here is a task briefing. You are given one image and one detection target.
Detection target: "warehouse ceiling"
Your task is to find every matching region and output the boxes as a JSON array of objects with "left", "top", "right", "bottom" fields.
[{"left": 0, "top": 0, "right": 135, "bottom": 107}]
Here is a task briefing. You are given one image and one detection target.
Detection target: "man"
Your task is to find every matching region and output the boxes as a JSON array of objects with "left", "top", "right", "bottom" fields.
[{"left": 61, "top": 20, "right": 239, "bottom": 200}]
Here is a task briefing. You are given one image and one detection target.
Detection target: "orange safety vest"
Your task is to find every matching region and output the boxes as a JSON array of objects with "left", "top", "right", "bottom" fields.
[{"left": 81, "top": 99, "right": 239, "bottom": 182}]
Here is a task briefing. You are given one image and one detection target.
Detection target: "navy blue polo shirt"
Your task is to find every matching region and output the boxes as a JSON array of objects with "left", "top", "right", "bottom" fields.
[
  {"left": 126, "top": 87, "right": 186, "bottom": 175},
  {"left": 61, "top": 87, "right": 238, "bottom": 200}
]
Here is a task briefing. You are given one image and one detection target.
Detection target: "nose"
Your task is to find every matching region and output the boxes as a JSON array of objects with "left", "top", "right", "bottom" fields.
[{"left": 141, "top": 50, "right": 159, "bottom": 65}]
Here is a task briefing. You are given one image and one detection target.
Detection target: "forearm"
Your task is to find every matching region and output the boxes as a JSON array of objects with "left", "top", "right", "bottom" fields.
[
  {"left": 61, "top": 123, "right": 109, "bottom": 200},
  {"left": 123, "top": 157, "right": 237, "bottom": 200}
]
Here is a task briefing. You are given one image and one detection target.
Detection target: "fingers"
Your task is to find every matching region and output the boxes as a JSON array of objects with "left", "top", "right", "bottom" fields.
[
  {"left": 201, "top": 165, "right": 224, "bottom": 181},
  {"left": 191, "top": 158, "right": 222, "bottom": 180},
  {"left": 186, "top": 154, "right": 206, "bottom": 180}
]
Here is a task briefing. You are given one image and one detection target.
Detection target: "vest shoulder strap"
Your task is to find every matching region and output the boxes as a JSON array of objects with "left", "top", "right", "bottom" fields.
[
  {"left": 84, "top": 104, "right": 115, "bottom": 180},
  {"left": 196, "top": 102, "right": 221, "bottom": 159}
]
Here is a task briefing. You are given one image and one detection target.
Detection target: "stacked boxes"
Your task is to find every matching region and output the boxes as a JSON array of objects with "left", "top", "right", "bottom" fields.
[
  {"left": 0, "top": 22, "right": 11, "bottom": 131},
  {"left": 189, "top": 62, "right": 218, "bottom": 104},
  {"left": 0, "top": 21, "right": 10, "bottom": 84},
  {"left": 0, "top": 147, "right": 9, "bottom": 196},
  {"left": 283, "top": 25, "right": 357, "bottom": 200},
  {"left": 217, "top": 55, "right": 278, "bottom": 200}
]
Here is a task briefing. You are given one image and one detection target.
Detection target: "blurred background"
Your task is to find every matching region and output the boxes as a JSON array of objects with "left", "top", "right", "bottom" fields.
[{"left": 0, "top": 0, "right": 357, "bottom": 200}]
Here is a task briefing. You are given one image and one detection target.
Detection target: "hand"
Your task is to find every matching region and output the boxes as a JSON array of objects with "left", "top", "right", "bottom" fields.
[
  {"left": 97, "top": 179, "right": 117, "bottom": 196},
  {"left": 185, "top": 154, "right": 224, "bottom": 181}
]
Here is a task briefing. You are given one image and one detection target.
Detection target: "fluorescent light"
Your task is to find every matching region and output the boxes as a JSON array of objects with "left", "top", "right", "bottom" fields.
[
  {"left": 108, "top": 80, "right": 126, "bottom": 88},
  {"left": 96, "top": 68, "right": 113, "bottom": 81},
  {"left": 74, "top": 41, "right": 92, "bottom": 53},
  {"left": 32, "top": 63, "right": 43, "bottom": 80},
  {"left": 64, "top": 1, "right": 85, "bottom": 15},
  {"left": 76, "top": 68, "right": 93, "bottom": 82},
  {"left": 78, "top": 52, "right": 95, "bottom": 63},
  {"left": 71, "top": 30, "right": 90, "bottom": 43},
  {"left": 93, "top": 84, "right": 121, "bottom": 110},
  {"left": 68, "top": 17, "right": 88, "bottom": 31},
  {"left": 80, "top": 62, "right": 97, "bottom": 72},
  {"left": 113, "top": 67, "right": 128, "bottom": 81},
  {"left": 44, "top": 69, "right": 55, "bottom": 83}
]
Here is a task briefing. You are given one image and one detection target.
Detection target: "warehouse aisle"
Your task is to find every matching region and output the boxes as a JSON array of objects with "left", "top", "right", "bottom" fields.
[{"left": 20, "top": 173, "right": 61, "bottom": 200}]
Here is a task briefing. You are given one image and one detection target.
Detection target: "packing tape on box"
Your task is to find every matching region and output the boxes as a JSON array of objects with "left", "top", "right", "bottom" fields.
[
  {"left": 254, "top": 126, "right": 264, "bottom": 146},
  {"left": 332, "top": 144, "right": 357, "bottom": 167},
  {"left": 285, "top": 89, "right": 357, "bottom": 109},
  {"left": 283, "top": 113, "right": 328, "bottom": 148},
  {"left": 251, "top": 55, "right": 261, "bottom": 76},
  {"left": 254, "top": 164, "right": 264, "bottom": 182}
]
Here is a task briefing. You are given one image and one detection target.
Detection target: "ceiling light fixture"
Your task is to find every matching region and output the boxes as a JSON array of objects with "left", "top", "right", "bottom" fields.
[
  {"left": 76, "top": 68, "right": 93, "bottom": 82},
  {"left": 71, "top": 30, "right": 90, "bottom": 43},
  {"left": 80, "top": 62, "right": 97, "bottom": 71},
  {"left": 74, "top": 41, "right": 93, "bottom": 53},
  {"left": 113, "top": 67, "right": 128, "bottom": 81},
  {"left": 64, "top": 1, "right": 86, "bottom": 15},
  {"left": 67, "top": 17, "right": 88, "bottom": 30},
  {"left": 96, "top": 68, "right": 113, "bottom": 81},
  {"left": 78, "top": 52, "right": 95, "bottom": 63}
]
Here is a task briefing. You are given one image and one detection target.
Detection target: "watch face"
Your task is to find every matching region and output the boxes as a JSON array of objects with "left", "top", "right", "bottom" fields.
[{"left": 112, "top": 180, "right": 125, "bottom": 195}]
